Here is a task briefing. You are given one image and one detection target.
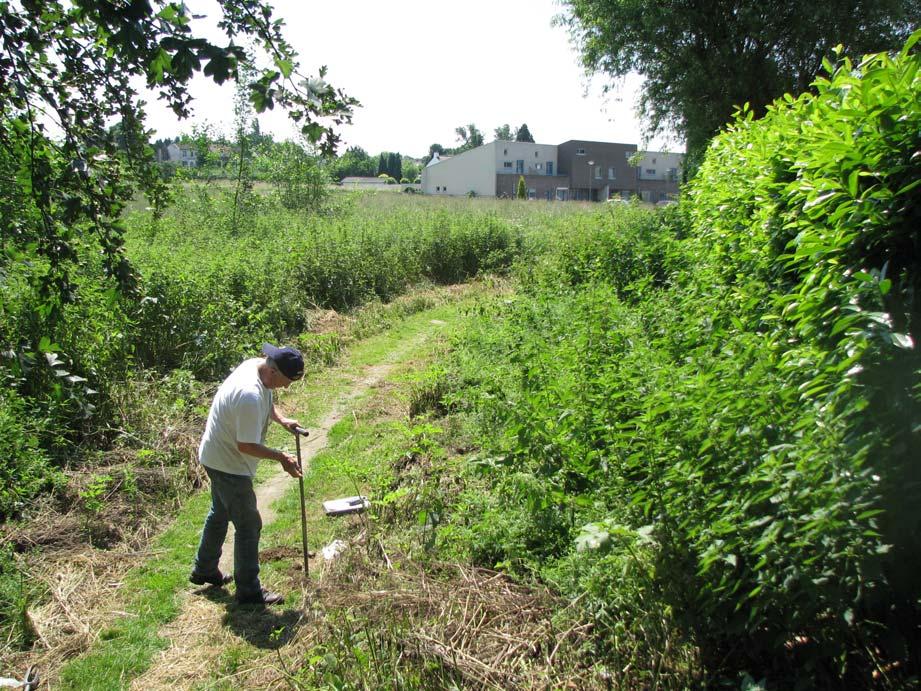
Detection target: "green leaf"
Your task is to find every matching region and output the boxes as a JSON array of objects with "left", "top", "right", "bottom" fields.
[
  {"left": 276, "top": 58, "right": 293, "bottom": 79},
  {"left": 890, "top": 333, "right": 914, "bottom": 349},
  {"left": 847, "top": 170, "right": 860, "bottom": 197},
  {"left": 37, "top": 336, "right": 60, "bottom": 352}
]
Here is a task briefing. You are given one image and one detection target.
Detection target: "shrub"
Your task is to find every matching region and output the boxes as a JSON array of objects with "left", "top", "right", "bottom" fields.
[
  {"left": 0, "top": 387, "right": 59, "bottom": 518},
  {"left": 266, "top": 141, "right": 330, "bottom": 211},
  {"left": 442, "top": 32, "right": 921, "bottom": 685}
]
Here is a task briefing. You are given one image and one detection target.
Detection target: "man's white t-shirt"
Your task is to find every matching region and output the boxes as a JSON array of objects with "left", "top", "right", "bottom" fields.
[{"left": 199, "top": 358, "right": 272, "bottom": 477}]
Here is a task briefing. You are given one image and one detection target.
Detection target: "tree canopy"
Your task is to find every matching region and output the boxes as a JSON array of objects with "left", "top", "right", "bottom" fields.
[
  {"left": 427, "top": 143, "right": 446, "bottom": 161},
  {"left": 1, "top": 0, "right": 357, "bottom": 321},
  {"left": 514, "top": 123, "right": 534, "bottom": 142},
  {"left": 454, "top": 123, "right": 484, "bottom": 151},
  {"left": 494, "top": 124, "right": 513, "bottom": 141},
  {"left": 558, "top": 0, "right": 920, "bottom": 162}
]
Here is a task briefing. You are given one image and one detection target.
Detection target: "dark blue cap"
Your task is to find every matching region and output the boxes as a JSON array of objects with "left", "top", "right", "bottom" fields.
[{"left": 262, "top": 343, "right": 304, "bottom": 381}]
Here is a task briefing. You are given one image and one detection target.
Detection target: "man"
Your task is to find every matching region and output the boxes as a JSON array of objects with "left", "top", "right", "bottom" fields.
[{"left": 190, "top": 343, "right": 305, "bottom": 605}]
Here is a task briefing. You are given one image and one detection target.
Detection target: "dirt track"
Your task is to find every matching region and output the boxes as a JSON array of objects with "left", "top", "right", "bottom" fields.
[{"left": 130, "top": 335, "right": 429, "bottom": 690}]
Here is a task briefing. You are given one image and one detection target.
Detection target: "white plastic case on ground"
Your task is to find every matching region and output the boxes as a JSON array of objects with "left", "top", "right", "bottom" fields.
[{"left": 322, "top": 495, "right": 370, "bottom": 516}]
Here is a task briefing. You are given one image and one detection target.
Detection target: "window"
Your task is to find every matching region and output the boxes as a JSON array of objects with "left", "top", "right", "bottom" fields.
[
  {"left": 516, "top": 160, "right": 524, "bottom": 173},
  {"left": 652, "top": 157, "right": 657, "bottom": 164},
  {"left": 536, "top": 163, "right": 542, "bottom": 170},
  {"left": 527, "top": 188, "right": 536, "bottom": 200},
  {"left": 503, "top": 148, "right": 508, "bottom": 155},
  {"left": 444, "top": 186, "right": 448, "bottom": 192},
  {"left": 594, "top": 165, "right": 602, "bottom": 179},
  {"left": 608, "top": 167, "right": 616, "bottom": 180},
  {"left": 646, "top": 168, "right": 656, "bottom": 175},
  {"left": 668, "top": 167, "right": 678, "bottom": 182},
  {"left": 534, "top": 151, "right": 539, "bottom": 157},
  {"left": 547, "top": 162, "right": 553, "bottom": 175},
  {"left": 436, "top": 186, "right": 440, "bottom": 192},
  {"left": 577, "top": 148, "right": 585, "bottom": 155},
  {"left": 503, "top": 161, "right": 512, "bottom": 169}
]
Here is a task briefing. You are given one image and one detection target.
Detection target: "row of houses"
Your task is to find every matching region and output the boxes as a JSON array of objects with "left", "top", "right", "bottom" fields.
[{"left": 421, "top": 139, "right": 683, "bottom": 203}]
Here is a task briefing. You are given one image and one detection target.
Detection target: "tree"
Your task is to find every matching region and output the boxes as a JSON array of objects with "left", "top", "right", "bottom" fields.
[
  {"left": 267, "top": 140, "right": 330, "bottom": 211},
  {"left": 514, "top": 123, "right": 534, "bottom": 142},
  {"left": 231, "top": 61, "right": 257, "bottom": 231},
  {"left": 558, "top": 0, "right": 920, "bottom": 164},
  {"left": 181, "top": 122, "right": 221, "bottom": 174},
  {"left": 330, "top": 146, "right": 375, "bottom": 180},
  {"left": 455, "top": 123, "right": 484, "bottom": 151},
  {"left": 0, "top": 0, "right": 358, "bottom": 326},
  {"left": 388, "top": 152, "right": 402, "bottom": 181},
  {"left": 427, "top": 143, "right": 446, "bottom": 161},
  {"left": 516, "top": 175, "right": 526, "bottom": 199},
  {"left": 402, "top": 156, "right": 422, "bottom": 183},
  {"left": 375, "top": 151, "right": 402, "bottom": 180},
  {"left": 494, "top": 124, "right": 513, "bottom": 141}
]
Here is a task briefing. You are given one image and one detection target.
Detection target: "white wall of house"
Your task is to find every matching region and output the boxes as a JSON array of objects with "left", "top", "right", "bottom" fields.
[
  {"left": 422, "top": 142, "right": 497, "bottom": 196},
  {"left": 166, "top": 142, "right": 181, "bottom": 163},
  {"left": 638, "top": 151, "right": 683, "bottom": 182},
  {"left": 492, "top": 140, "right": 558, "bottom": 177},
  {"left": 164, "top": 142, "right": 198, "bottom": 167}
]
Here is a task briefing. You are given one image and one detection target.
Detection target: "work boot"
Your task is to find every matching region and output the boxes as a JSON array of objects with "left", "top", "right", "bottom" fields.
[
  {"left": 236, "top": 588, "right": 284, "bottom": 606},
  {"left": 189, "top": 570, "right": 233, "bottom": 587}
]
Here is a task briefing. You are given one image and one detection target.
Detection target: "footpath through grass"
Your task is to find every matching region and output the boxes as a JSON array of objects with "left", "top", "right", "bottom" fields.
[{"left": 54, "top": 292, "right": 479, "bottom": 690}]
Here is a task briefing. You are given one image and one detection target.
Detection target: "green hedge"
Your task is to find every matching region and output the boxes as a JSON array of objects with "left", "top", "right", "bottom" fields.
[{"left": 442, "top": 33, "right": 920, "bottom": 685}]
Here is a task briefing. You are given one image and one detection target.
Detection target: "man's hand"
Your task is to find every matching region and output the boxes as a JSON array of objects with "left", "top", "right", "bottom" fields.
[
  {"left": 277, "top": 416, "right": 300, "bottom": 433},
  {"left": 279, "top": 451, "right": 302, "bottom": 478}
]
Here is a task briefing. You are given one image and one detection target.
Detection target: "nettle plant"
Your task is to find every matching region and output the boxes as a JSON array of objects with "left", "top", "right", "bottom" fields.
[
  {"left": 446, "top": 30, "right": 920, "bottom": 683},
  {"left": 684, "top": 31, "right": 920, "bottom": 671}
]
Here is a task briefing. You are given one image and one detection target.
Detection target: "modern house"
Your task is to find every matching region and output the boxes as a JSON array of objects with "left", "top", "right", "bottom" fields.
[{"left": 422, "top": 139, "right": 682, "bottom": 202}]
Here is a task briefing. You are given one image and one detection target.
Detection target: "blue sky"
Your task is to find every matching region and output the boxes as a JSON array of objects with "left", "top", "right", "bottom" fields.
[{"left": 143, "top": 0, "right": 683, "bottom": 158}]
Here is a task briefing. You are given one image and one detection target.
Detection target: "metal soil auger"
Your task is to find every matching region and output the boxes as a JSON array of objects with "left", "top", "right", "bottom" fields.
[
  {"left": 293, "top": 425, "right": 310, "bottom": 578},
  {"left": 0, "top": 665, "right": 38, "bottom": 690},
  {"left": 291, "top": 424, "right": 370, "bottom": 575}
]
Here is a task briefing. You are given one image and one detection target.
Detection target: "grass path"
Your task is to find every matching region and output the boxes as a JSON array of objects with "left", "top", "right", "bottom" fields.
[{"left": 54, "top": 296, "right": 473, "bottom": 690}]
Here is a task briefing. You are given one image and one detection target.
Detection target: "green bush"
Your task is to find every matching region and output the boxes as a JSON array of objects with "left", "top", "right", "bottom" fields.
[
  {"left": 440, "top": 33, "right": 921, "bottom": 685},
  {"left": 266, "top": 142, "right": 330, "bottom": 211},
  {"left": 0, "top": 387, "right": 60, "bottom": 518},
  {"left": 0, "top": 543, "right": 42, "bottom": 650},
  {"left": 688, "top": 33, "right": 921, "bottom": 620}
]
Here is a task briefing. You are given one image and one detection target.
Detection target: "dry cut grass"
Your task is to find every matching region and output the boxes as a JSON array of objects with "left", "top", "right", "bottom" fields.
[{"left": 153, "top": 531, "right": 604, "bottom": 691}]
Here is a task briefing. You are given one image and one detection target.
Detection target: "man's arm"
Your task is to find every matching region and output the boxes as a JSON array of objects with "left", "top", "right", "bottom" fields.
[
  {"left": 236, "top": 441, "right": 301, "bottom": 478},
  {"left": 271, "top": 404, "right": 300, "bottom": 433}
]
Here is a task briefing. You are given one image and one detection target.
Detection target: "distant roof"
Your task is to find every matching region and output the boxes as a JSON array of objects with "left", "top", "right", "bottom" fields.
[{"left": 427, "top": 153, "right": 452, "bottom": 167}]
